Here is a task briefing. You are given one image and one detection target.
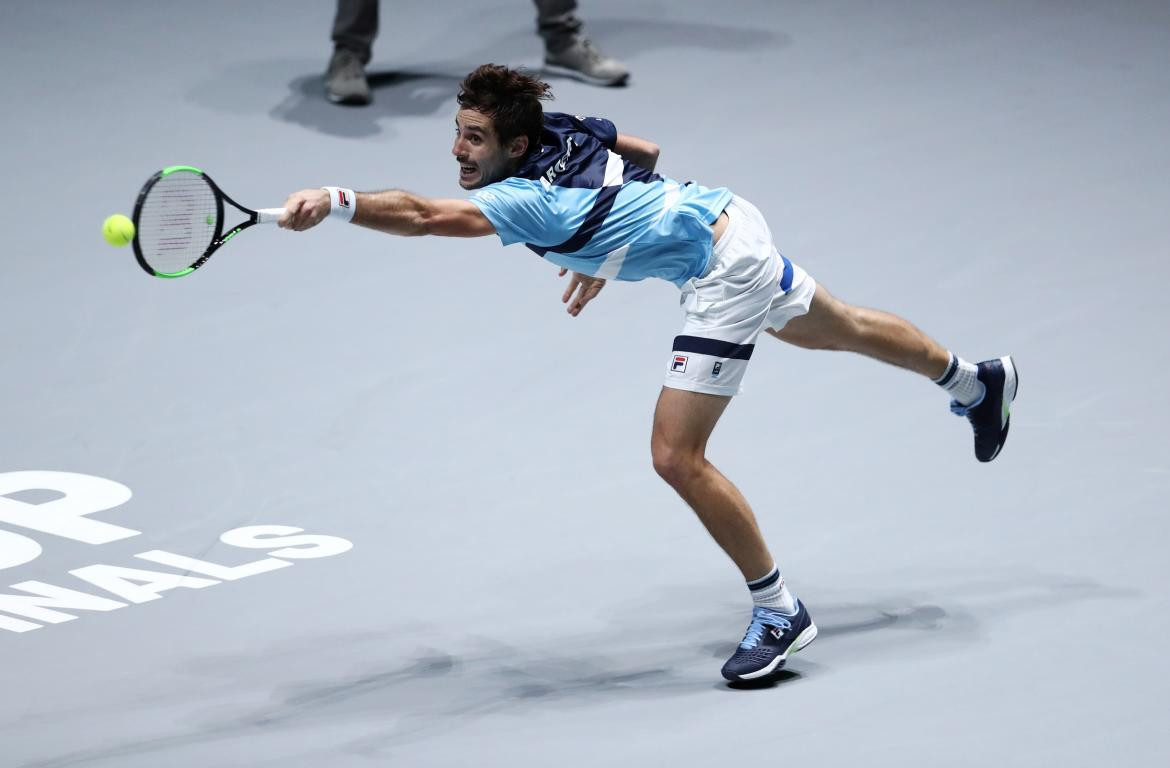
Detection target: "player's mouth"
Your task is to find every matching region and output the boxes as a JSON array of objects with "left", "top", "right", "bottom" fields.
[{"left": 459, "top": 163, "right": 478, "bottom": 183}]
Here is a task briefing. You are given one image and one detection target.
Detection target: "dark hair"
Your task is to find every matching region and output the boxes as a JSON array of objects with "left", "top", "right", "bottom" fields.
[{"left": 457, "top": 64, "right": 552, "bottom": 156}]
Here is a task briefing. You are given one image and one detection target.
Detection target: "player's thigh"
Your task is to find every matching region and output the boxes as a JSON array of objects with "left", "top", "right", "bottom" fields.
[
  {"left": 765, "top": 283, "right": 858, "bottom": 350},
  {"left": 652, "top": 386, "right": 733, "bottom": 456}
]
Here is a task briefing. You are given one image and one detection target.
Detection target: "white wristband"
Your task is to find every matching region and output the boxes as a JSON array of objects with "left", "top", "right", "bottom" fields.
[{"left": 321, "top": 186, "right": 356, "bottom": 222}]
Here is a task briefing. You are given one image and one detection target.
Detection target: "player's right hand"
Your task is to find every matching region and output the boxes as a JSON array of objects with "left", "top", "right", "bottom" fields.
[{"left": 278, "top": 189, "right": 331, "bottom": 231}]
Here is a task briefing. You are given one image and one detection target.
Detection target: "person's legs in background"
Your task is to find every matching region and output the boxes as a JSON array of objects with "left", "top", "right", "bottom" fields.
[
  {"left": 326, "top": 0, "right": 377, "bottom": 105},
  {"left": 324, "top": 1, "right": 630, "bottom": 105},
  {"left": 535, "top": 0, "right": 630, "bottom": 86}
]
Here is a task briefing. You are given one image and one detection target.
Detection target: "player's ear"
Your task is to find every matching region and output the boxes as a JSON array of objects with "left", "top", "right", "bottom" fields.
[{"left": 508, "top": 135, "right": 529, "bottom": 159}]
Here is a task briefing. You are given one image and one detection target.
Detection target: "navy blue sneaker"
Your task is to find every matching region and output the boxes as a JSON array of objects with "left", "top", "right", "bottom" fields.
[
  {"left": 721, "top": 601, "right": 817, "bottom": 682},
  {"left": 950, "top": 356, "right": 1019, "bottom": 462}
]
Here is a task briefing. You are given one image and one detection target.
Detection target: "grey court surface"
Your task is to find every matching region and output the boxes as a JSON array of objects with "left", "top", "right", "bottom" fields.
[{"left": 2, "top": 1, "right": 1169, "bottom": 766}]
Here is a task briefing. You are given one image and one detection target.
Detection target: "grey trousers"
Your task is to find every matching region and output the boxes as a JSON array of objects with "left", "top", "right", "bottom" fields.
[{"left": 332, "top": 0, "right": 583, "bottom": 64}]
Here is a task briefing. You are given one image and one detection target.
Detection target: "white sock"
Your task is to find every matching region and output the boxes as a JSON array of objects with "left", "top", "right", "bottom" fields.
[
  {"left": 935, "top": 352, "right": 984, "bottom": 406},
  {"left": 747, "top": 565, "right": 796, "bottom": 614}
]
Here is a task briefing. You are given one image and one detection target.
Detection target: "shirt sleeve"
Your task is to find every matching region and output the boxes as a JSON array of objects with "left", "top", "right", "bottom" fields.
[
  {"left": 572, "top": 115, "right": 617, "bottom": 149},
  {"left": 469, "top": 179, "right": 552, "bottom": 247}
]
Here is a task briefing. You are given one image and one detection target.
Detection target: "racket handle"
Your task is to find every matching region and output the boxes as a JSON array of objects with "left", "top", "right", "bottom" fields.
[{"left": 256, "top": 208, "right": 287, "bottom": 224}]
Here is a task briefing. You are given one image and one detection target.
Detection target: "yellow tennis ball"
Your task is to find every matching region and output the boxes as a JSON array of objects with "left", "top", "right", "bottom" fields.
[{"left": 102, "top": 214, "right": 135, "bottom": 247}]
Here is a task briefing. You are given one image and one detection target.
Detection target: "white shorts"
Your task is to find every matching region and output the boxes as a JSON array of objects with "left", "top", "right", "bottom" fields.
[{"left": 664, "top": 195, "right": 817, "bottom": 396}]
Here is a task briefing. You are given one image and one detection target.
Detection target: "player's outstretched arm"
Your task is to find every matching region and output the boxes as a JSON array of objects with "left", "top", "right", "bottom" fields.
[
  {"left": 614, "top": 133, "right": 660, "bottom": 172},
  {"left": 279, "top": 188, "right": 495, "bottom": 238}
]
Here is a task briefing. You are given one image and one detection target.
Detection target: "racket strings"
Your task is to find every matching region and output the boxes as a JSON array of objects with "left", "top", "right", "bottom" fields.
[{"left": 136, "top": 173, "right": 218, "bottom": 274}]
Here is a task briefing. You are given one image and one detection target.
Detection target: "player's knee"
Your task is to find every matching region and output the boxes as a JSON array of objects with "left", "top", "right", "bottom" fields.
[{"left": 651, "top": 441, "right": 702, "bottom": 488}]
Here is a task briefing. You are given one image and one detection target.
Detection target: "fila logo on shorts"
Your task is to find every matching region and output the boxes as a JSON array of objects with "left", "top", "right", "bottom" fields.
[{"left": 665, "top": 335, "right": 755, "bottom": 396}]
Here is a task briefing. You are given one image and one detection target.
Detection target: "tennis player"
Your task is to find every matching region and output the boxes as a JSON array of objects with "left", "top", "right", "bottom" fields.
[{"left": 278, "top": 64, "right": 1018, "bottom": 682}]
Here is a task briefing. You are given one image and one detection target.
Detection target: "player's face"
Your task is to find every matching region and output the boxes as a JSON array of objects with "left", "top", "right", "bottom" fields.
[{"left": 452, "top": 109, "right": 523, "bottom": 189}]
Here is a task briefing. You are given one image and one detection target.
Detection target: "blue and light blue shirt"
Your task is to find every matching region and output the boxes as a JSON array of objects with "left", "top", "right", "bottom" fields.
[{"left": 470, "top": 112, "right": 733, "bottom": 286}]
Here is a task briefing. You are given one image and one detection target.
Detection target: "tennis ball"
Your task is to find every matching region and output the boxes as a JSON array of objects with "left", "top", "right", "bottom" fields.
[{"left": 102, "top": 214, "right": 135, "bottom": 247}]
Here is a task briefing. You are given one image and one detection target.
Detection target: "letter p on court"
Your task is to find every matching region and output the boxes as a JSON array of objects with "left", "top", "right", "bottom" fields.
[{"left": 0, "top": 471, "right": 140, "bottom": 544}]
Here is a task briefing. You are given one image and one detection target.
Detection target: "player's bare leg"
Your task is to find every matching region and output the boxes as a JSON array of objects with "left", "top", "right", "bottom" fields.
[
  {"left": 651, "top": 386, "right": 817, "bottom": 681},
  {"left": 768, "top": 283, "right": 1018, "bottom": 462},
  {"left": 766, "top": 284, "right": 951, "bottom": 377},
  {"left": 650, "top": 387, "right": 773, "bottom": 580}
]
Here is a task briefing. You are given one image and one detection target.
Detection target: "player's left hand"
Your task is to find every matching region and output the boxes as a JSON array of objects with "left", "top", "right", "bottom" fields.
[{"left": 559, "top": 268, "right": 606, "bottom": 317}]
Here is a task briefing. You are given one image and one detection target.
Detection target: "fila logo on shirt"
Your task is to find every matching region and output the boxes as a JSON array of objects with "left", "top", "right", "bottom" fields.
[{"left": 671, "top": 355, "right": 688, "bottom": 373}]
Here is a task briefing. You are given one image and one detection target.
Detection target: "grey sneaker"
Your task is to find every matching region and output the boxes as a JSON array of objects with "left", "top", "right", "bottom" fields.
[
  {"left": 544, "top": 37, "right": 629, "bottom": 86},
  {"left": 325, "top": 48, "right": 371, "bottom": 105}
]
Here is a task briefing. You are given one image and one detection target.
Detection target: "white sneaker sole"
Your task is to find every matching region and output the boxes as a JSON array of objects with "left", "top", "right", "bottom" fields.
[
  {"left": 984, "top": 355, "right": 1018, "bottom": 462},
  {"left": 542, "top": 63, "right": 628, "bottom": 87},
  {"left": 1000, "top": 355, "right": 1018, "bottom": 424}
]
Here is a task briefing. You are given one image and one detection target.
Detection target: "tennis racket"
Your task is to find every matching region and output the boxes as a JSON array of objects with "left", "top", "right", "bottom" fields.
[{"left": 131, "top": 165, "right": 285, "bottom": 278}]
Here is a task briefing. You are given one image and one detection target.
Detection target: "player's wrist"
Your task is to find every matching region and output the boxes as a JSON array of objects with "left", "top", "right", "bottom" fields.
[{"left": 321, "top": 187, "right": 356, "bottom": 222}]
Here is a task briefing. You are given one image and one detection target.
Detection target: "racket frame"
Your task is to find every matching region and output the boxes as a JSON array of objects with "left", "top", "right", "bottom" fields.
[{"left": 131, "top": 165, "right": 264, "bottom": 279}]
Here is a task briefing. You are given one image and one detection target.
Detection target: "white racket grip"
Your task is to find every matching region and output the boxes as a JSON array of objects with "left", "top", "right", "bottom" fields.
[{"left": 256, "top": 208, "right": 286, "bottom": 224}]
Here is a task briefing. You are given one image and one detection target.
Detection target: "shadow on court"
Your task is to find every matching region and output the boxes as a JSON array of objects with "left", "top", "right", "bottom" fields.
[
  {"left": 12, "top": 603, "right": 956, "bottom": 766},
  {"left": 271, "top": 70, "right": 464, "bottom": 139},
  {"left": 18, "top": 573, "right": 1137, "bottom": 766},
  {"left": 15, "top": 598, "right": 936, "bottom": 766}
]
